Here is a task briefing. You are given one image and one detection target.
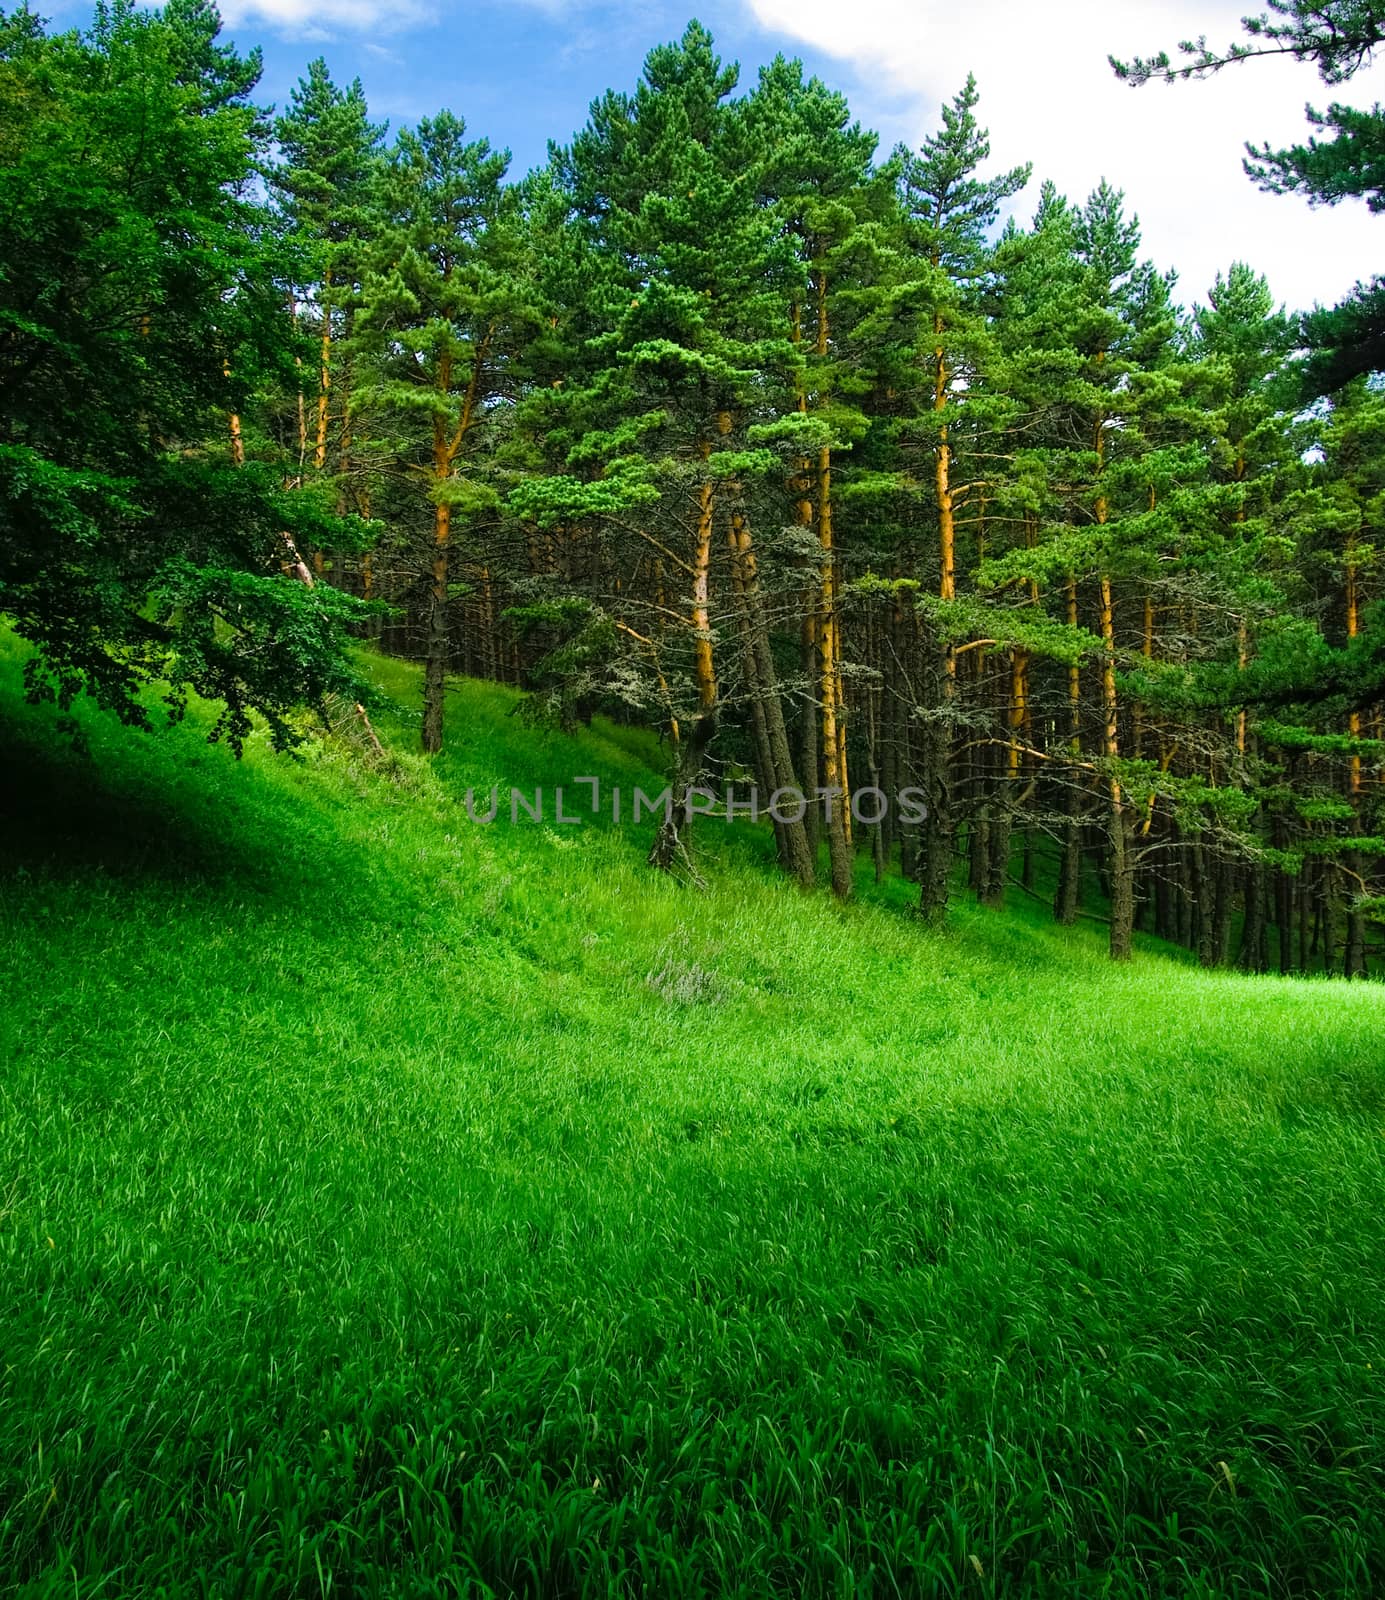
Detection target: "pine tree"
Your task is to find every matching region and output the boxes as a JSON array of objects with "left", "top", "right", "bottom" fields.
[
  {"left": 532, "top": 25, "right": 808, "bottom": 876},
  {"left": 984, "top": 181, "right": 1182, "bottom": 957},
  {"left": 272, "top": 59, "right": 385, "bottom": 506},
  {"left": 739, "top": 56, "right": 889, "bottom": 897},
  {"left": 353, "top": 112, "right": 525, "bottom": 753},
  {"left": 1266, "top": 381, "right": 1385, "bottom": 973},
  {"left": 892, "top": 77, "right": 1029, "bottom": 919}
]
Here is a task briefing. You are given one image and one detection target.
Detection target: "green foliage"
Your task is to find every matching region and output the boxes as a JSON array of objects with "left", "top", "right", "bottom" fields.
[
  {"left": 921, "top": 592, "right": 1101, "bottom": 664},
  {"left": 505, "top": 597, "right": 621, "bottom": 729},
  {"left": 353, "top": 110, "right": 519, "bottom": 428},
  {"left": 6, "top": 1, "right": 1380, "bottom": 933},
  {"left": 0, "top": 0, "right": 370, "bottom": 748},
  {"left": 271, "top": 56, "right": 385, "bottom": 287},
  {"left": 508, "top": 458, "right": 660, "bottom": 527},
  {"left": 1111, "top": 1, "right": 1385, "bottom": 87},
  {"left": 897, "top": 73, "right": 1030, "bottom": 274}
]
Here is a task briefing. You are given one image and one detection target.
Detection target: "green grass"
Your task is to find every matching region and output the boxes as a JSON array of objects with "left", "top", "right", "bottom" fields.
[{"left": 2, "top": 634, "right": 1384, "bottom": 1598}]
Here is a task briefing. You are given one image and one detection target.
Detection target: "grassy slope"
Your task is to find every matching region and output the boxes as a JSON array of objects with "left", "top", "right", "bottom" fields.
[{"left": 2, "top": 635, "right": 1384, "bottom": 1599}]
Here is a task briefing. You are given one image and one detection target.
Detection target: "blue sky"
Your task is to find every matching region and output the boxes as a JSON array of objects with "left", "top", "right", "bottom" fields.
[
  {"left": 229, "top": 0, "right": 930, "bottom": 179},
  {"left": 48, "top": 0, "right": 1385, "bottom": 315},
  {"left": 243, "top": 1, "right": 903, "bottom": 174}
]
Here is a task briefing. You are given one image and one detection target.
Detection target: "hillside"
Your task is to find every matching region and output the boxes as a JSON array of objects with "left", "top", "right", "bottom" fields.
[{"left": 2, "top": 636, "right": 1384, "bottom": 1598}]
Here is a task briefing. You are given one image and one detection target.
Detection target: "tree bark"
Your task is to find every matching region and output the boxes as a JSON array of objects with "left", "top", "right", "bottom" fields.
[
  {"left": 1210, "top": 856, "right": 1234, "bottom": 967},
  {"left": 1238, "top": 866, "right": 1267, "bottom": 974},
  {"left": 315, "top": 267, "right": 332, "bottom": 473},
  {"left": 1055, "top": 578, "right": 1083, "bottom": 926},
  {"left": 649, "top": 445, "right": 719, "bottom": 873},
  {"left": 732, "top": 510, "right": 814, "bottom": 887},
  {"left": 1099, "top": 574, "right": 1134, "bottom": 961},
  {"left": 918, "top": 619, "right": 953, "bottom": 922},
  {"left": 818, "top": 440, "right": 852, "bottom": 899},
  {"left": 1344, "top": 853, "right": 1368, "bottom": 979},
  {"left": 799, "top": 607, "right": 820, "bottom": 866}
]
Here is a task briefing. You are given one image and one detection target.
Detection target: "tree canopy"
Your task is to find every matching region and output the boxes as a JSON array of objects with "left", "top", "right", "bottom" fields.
[
  {"left": 2, "top": 1, "right": 1382, "bottom": 974},
  {"left": 0, "top": 0, "right": 369, "bottom": 750}
]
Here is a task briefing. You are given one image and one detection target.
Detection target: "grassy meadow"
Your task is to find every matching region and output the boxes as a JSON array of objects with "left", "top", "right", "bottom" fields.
[{"left": 2, "top": 633, "right": 1383, "bottom": 1597}]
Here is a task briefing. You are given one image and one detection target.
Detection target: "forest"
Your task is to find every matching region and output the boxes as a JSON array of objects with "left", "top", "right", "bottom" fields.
[
  {"left": 5, "top": 0, "right": 1385, "bottom": 971},
  {"left": 3, "top": 1, "right": 1385, "bottom": 1595}
]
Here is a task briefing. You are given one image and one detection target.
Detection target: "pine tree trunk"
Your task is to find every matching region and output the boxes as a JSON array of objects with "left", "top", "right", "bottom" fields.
[
  {"left": 422, "top": 430, "right": 451, "bottom": 754},
  {"left": 983, "top": 808, "right": 1010, "bottom": 908},
  {"left": 934, "top": 318, "right": 956, "bottom": 606},
  {"left": 733, "top": 510, "right": 813, "bottom": 887},
  {"left": 1109, "top": 811, "right": 1136, "bottom": 962},
  {"left": 1210, "top": 856, "right": 1234, "bottom": 967},
  {"left": 224, "top": 360, "right": 245, "bottom": 467},
  {"left": 744, "top": 669, "right": 780, "bottom": 849},
  {"left": 1055, "top": 579, "right": 1083, "bottom": 926},
  {"left": 787, "top": 297, "right": 819, "bottom": 871},
  {"left": 819, "top": 442, "right": 852, "bottom": 900},
  {"left": 1238, "top": 866, "right": 1267, "bottom": 973},
  {"left": 1194, "top": 847, "right": 1217, "bottom": 967},
  {"left": 969, "top": 807, "right": 989, "bottom": 894},
  {"left": 420, "top": 333, "right": 491, "bottom": 752},
  {"left": 865, "top": 617, "right": 887, "bottom": 883},
  {"left": 1056, "top": 822, "right": 1081, "bottom": 925},
  {"left": 650, "top": 455, "right": 719, "bottom": 873},
  {"left": 1344, "top": 851, "right": 1368, "bottom": 979},
  {"left": 1277, "top": 866, "right": 1294, "bottom": 975},
  {"left": 800, "top": 608, "right": 820, "bottom": 865},
  {"left": 1176, "top": 835, "right": 1196, "bottom": 951},
  {"left": 879, "top": 604, "right": 899, "bottom": 870},
  {"left": 810, "top": 264, "right": 852, "bottom": 901},
  {"left": 919, "top": 321, "right": 960, "bottom": 920},
  {"left": 965, "top": 647, "right": 990, "bottom": 901},
  {"left": 1343, "top": 556, "right": 1367, "bottom": 978},
  {"left": 980, "top": 651, "right": 1020, "bottom": 910},
  {"left": 917, "top": 622, "right": 953, "bottom": 921},
  {"left": 897, "top": 603, "right": 921, "bottom": 884},
  {"left": 1154, "top": 845, "right": 1174, "bottom": 941},
  {"left": 316, "top": 269, "right": 332, "bottom": 473},
  {"left": 1097, "top": 574, "right": 1133, "bottom": 961},
  {"left": 422, "top": 551, "right": 449, "bottom": 752},
  {"left": 1322, "top": 868, "right": 1338, "bottom": 975},
  {"left": 1298, "top": 859, "right": 1312, "bottom": 976}
]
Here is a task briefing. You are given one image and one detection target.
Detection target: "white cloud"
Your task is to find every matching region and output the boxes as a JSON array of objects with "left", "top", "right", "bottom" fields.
[{"left": 742, "top": 0, "right": 1385, "bottom": 313}]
